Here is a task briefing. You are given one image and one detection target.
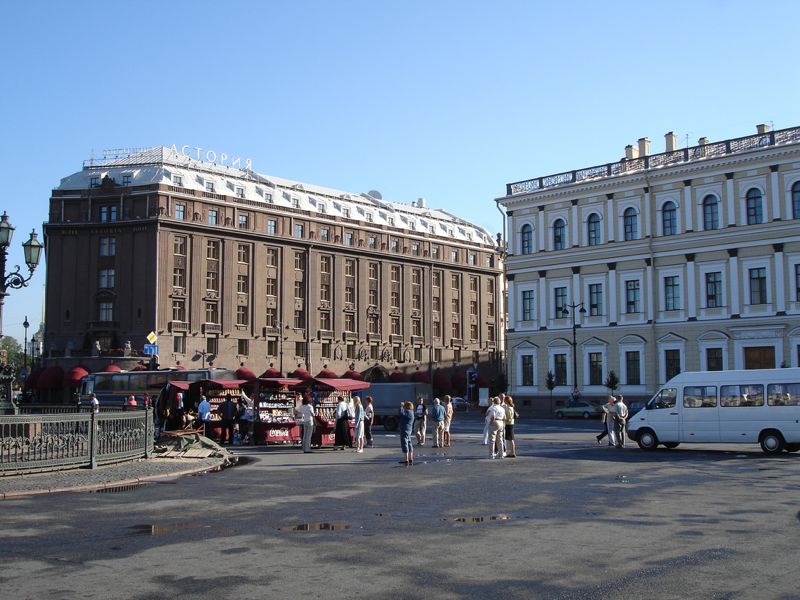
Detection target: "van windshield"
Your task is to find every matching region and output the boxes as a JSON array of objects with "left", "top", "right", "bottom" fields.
[{"left": 647, "top": 388, "right": 676, "bottom": 410}]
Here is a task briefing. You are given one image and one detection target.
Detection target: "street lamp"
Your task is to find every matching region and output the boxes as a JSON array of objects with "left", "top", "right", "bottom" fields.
[
  {"left": 562, "top": 302, "right": 586, "bottom": 397},
  {"left": 23, "top": 315, "right": 29, "bottom": 371}
]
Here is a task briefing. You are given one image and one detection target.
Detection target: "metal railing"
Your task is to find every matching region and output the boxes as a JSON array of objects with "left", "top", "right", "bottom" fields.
[{"left": 0, "top": 409, "right": 154, "bottom": 475}]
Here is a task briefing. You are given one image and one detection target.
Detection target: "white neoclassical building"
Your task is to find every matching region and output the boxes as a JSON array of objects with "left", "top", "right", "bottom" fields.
[{"left": 497, "top": 124, "right": 800, "bottom": 407}]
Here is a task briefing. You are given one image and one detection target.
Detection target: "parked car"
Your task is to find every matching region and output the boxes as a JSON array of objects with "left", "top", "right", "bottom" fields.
[
  {"left": 451, "top": 397, "right": 470, "bottom": 412},
  {"left": 554, "top": 401, "right": 604, "bottom": 419}
]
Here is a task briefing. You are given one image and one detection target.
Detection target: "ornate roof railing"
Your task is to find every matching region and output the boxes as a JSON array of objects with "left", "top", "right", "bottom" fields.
[{"left": 505, "top": 126, "right": 800, "bottom": 196}]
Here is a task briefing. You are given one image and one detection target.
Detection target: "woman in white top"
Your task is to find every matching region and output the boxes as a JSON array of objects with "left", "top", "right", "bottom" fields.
[
  {"left": 353, "top": 397, "right": 365, "bottom": 453},
  {"left": 363, "top": 396, "right": 375, "bottom": 448},
  {"left": 297, "top": 397, "right": 315, "bottom": 453}
]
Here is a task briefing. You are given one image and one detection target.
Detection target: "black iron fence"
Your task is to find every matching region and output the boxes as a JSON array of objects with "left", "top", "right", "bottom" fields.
[{"left": 0, "top": 409, "right": 154, "bottom": 475}]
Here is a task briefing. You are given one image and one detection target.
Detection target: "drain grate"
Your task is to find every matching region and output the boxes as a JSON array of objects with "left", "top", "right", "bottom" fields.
[
  {"left": 279, "top": 522, "right": 350, "bottom": 531},
  {"left": 94, "top": 483, "right": 145, "bottom": 494}
]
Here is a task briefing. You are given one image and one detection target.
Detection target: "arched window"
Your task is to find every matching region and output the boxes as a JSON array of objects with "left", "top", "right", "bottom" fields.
[
  {"left": 746, "top": 188, "right": 763, "bottom": 224},
  {"left": 662, "top": 201, "right": 677, "bottom": 236},
  {"left": 623, "top": 208, "right": 638, "bottom": 241},
  {"left": 520, "top": 224, "right": 533, "bottom": 254},
  {"left": 553, "top": 219, "right": 566, "bottom": 250},
  {"left": 792, "top": 181, "right": 800, "bottom": 219},
  {"left": 702, "top": 195, "right": 719, "bottom": 231},
  {"left": 587, "top": 213, "right": 601, "bottom": 246}
]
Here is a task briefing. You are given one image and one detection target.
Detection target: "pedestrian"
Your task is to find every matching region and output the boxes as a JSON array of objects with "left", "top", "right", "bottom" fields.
[
  {"left": 236, "top": 397, "right": 253, "bottom": 445},
  {"left": 219, "top": 394, "right": 237, "bottom": 445},
  {"left": 297, "top": 396, "right": 315, "bottom": 453},
  {"left": 429, "top": 398, "right": 446, "bottom": 448},
  {"left": 488, "top": 397, "right": 506, "bottom": 459},
  {"left": 483, "top": 398, "right": 493, "bottom": 445},
  {"left": 353, "top": 397, "right": 365, "bottom": 453},
  {"left": 364, "top": 396, "right": 375, "bottom": 448},
  {"left": 504, "top": 396, "right": 518, "bottom": 458},
  {"left": 597, "top": 396, "right": 615, "bottom": 445},
  {"left": 89, "top": 392, "right": 99, "bottom": 414},
  {"left": 413, "top": 397, "right": 427, "bottom": 446},
  {"left": 173, "top": 391, "right": 185, "bottom": 431},
  {"left": 614, "top": 395, "right": 629, "bottom": 448},
  {"left": 442, "top": 395, "right": 453, "bottom": 447},
  {"left": 399, "top": 401, "right": 415, "bottom": 466},
  {"left": 334, "top": 395, "right": 351, "bottom": 450},
  {"left": 197, "top": 393, "right": 212, "bottom": 438},
  {"left": 124, "top": 395, "right": 137, "bottom": 410}
]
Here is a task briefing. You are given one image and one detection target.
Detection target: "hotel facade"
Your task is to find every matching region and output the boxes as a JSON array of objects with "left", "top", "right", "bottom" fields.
[
  {"left": 43, "top": 147, "right": 504, "bottom": 385},
  {"left": 498, "top": 124, "right": 800, "bottom": 406}
]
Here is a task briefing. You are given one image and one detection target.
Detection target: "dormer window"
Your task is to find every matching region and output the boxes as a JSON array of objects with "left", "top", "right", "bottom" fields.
[
  {"left": 318, "top": 203, "right": 326, "bottom": 214},
  {"left": 265, "top": 193, "right": 273, "bottom": 203},
  {"left": 173, "top": 174, "right": 183, "bottom": 187},
  {"left": 342, "top": 207, "right": 351, "bottom": 218},
  {"left": 366, "top": 212, "right": 373, "bottom": 222},
  {"left": 122, "top": 174, "right": 132, "bottom": 186},
  {"left": 205, "top": 181, "right": 215, "bottom": 193},
  {"left": 235, "top": 186, "right": 245, "bottom": 198},
  {"left": 292, "top": 197, "right": 300, "bottom": 208},
  {"left": 388, "top": 217, "right": 395, "bottom": 226},
  {"left": 90, "top": 176, "right": 100, "bottom": 188}
]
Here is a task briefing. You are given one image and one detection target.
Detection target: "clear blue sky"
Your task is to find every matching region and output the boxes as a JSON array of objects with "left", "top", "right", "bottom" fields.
[{"left": 1, "top": 0, "right": 797, "bottom": 344}]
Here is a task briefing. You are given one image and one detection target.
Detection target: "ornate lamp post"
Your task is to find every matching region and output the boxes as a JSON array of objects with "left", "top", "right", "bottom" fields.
[
  {"left": 0, "top": 212, "right": 44, "bottom": 413},
  {"left": 23, "top": 315, "right": 29, "bottom": 371},
  {"left": 562, "top": 302, "right": 586, "bottom": 397}
]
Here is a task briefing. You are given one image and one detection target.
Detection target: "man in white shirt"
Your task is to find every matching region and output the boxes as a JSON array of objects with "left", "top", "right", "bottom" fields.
[
  {"left": 613, "top": 395, "right": 629, "bottom": 448},
  {"left": 488, "top": 398, "right": 506, "bottom": 459}
]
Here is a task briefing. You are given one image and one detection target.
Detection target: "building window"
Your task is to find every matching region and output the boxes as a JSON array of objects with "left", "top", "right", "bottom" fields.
[
  {"left": 703, "top": 195, "right": 719, "bottom": 230},
  {"left": 625, "top": 280, "right": 640, "bottom": 314},
  {"left": 345, "top": 260, "right": 355, "bottom": 277},
  {"left": 320, "top": 255, "right": 331, "bottom": 274},
  {"left": 237, "top": 274, "right": 249, "bottom": 294},
  {"left": 266, "top": 277, "right": 277, "bottom": 296},
  {"left": 469, "top": 276, "right": 478, "bottom": 292},
  {"left": 267, "top": 339, "right": 278, "bottom": 356},
  {"left": 451, "top": 321, "right": 460, "bottom": 339},
  {"left": 554, "top": 354, "right": 567, "bottom": 386},
  {"left": 205, "top": 302, "right": 219, "bottom": 324},
  {"left": 391, "top": 240, "right": 399, "bottom": 252},
  {"left": 205, "top": 181, "right": 215, "bottom": 193},
  {"left": 345, "top": 285, "right": 355, "bottom": 304},
  {"left": 468, "top": 253, "right": 477, "bottom": 266},
  {"left": 266, "top": 248, "right": 278, "bottom": 266},
  {"left": 267, "top": 220, "right": 277, "bottom": 235},
  {"left": 99, "top": 237, "right": 116, "bottom": 257},
  {"left": 238, "top": 214, "right": 250, "bottom": 230},
  {"left": 470, "top": 323, "right": 478, "bottom": 340},
  {"left": 173, "top": 266, "right": 185, "bottom": 288},
  {"left": 294, "top": 309, "right": 304, "bottom": 329},
  {"left": 294, "top": 341, "right": 306, "bottom": 357},
  {"left": 173, "top": 235, "right": 186, "bottom": 256},
  {"left": 344, "top": 232, "right": 354, "bottom": 246},
  {"left": 589, "top": 352, "right": 603, "bottom": 385},
  {"left": 318, "top": 227, "right": 329, "bottom": 242},
  {"left": 294, "top": 280, "right": 305, "bottom": 301},
  {"left": 173, "top": 335, "right": 186, "bottom": 354},
  {"left": 625, "top": 351, "right": 641, "bottom": 385},
  {"left": 90, "top": 176, "right": 100, "bottom": 188},
  {"left": 706, "top": 347, "right": 723, "bottom": 371},
  {"left": 100, "top": 206, "right": 118, "bottom": 222},
  {"left": 368, "top": 236, "right": 377, "bottom": 249},
  {"left": 265, "top": 307, "right": 277, "bottom": 327},
  {"left": 175, "top": 204, "right": 186, "bottom": 220},
  {"left": 796, "top": 264, "right": 800, "bottom": 301},
  {"left": 522, "top": 355, "right": 534, "bottom": 386},
  {"left": 793, "top": 182, "right": 800, "bottom": 219},
  {"left": 368, "top": 314, "right": 379, "bottom": 334},
  {"left": 451, "top": 297, "right": 460, "bottom": 313},
  {"left": 553, "top": 219, "right": 565, "bottom": 250},
  {"left": 451, "top": 250, "right": 459, "bottom": 262},
  {"left": 391, "top": 316, "right": 401, "bottom": 335},
  {"left": 554, "top": 287, "right": 567, "bottom": 319},
  {"left": 746, "top": 188, "right": 763, "bottom": 224},
  {"left": 665, "top": 349, "right": 681, "bottom": 380},
  {"left": 295, "top": 224, "right": 304, "bottom": 239},
  {"left": 433, "top": 320, "right": 441, "bottom": 338},
  {"left": 522, "top": 290, "right": 535, "bottom": 321},
  {"left": 412, "top": 318, "right": 422, "bottom": 337},
  {"left": 432, "top": 246, "right": 440, "bottom": 259},
  {"left": 391, "top": 290, "right": 400, "bottom": 309},
  {"left": 412, "top": 243, "right": 420, "bottom": 256},
  {"left": 99, "top": 302, "right": 113, "bottom": 322},
  {"left": 369, "top": 262, "right": 379, "bottom": 281},
  {"left": 207, "top": 337, "right": 218, "bottom": 355},
  {"left": 237, "top": 339, "right": 249, "bottom": 355},
  {"left": 172, "top": 299, "right": 186, "bottom": 322},
  {"left": 319, "top": 311, "right": 331, "bottom": 330},
  {"left": 451, "top": 274, "right": 460, "bottom": 290},
  {"left": 623, "top": 208, "right": 638, "bottom": 241},
  {"left": 749, "top": 267, "right": 767, "bottom": 305},
  {"left": 295, "top": 252, "right": 305, "bottom": 271},
  {"left": 664, "top": 276, "right": 680, "bottom": 311},
  {"left": 120, "top": 174, "right": 131, "bottom": 186},
  {"left": 235, "top": 186, "right": 245, "bottom": 198},
  {"left": 172, "top": 174, "right": 183, "bottom": 187},
  {"left": 365, "top": 212, "right": 373, "bottom": 222},
  {"left": 705, "top": 272, "right": 722, "bottom": 308},
  {"left": 487, "top": 323, "right": 495, "bottom": 342},
  {"left": 345, "top": 313, "right": 356, "bottom": 332},
  {"left": 662, "top": 201, "right": 677, "bottom": 236},
  {"left": 589, "top": 283, "right": 603, "bottom": 316},
  {"left": 587, "top": 213, "right": 601, "bottom": 246},
  {"left": 292, "top": 197, "right": 300, "bottom": 208},
  {"left": 521, "top": 224, "right": 533, "bottom": 254},
  {"left": 237, "top": 244, "right": 250, "bottom": 264},
  {"left": 321, "top": 342, "right": 331, "bottom": 359},
  {"left": 98, "top": 268, "right": 115, "bottom": 289},
  {"left": 469, "top": 300, "right": 478, "bottom": 316},
  {"left": 342, "top": 207, "right": 350, "bottom": 218},
  {"left": 206, "top": 270, "right": 218, "bottom": 292},
  {"left": 208, "top": 210, "right": 218, "bottom": 225}
]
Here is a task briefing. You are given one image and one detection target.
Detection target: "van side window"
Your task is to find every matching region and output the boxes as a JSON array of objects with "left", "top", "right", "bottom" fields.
[
  {"left": 767, "top": 383, "right": 800, "bottom": 406},
  {"left": 649, "top": 388, "right": 676, "bottom": 409},
  {"left": 683, "top": 386, "right": 717, "bottom": 408},
  {"left": 720, "top": 384, "right": 764, "bottom": 407}
]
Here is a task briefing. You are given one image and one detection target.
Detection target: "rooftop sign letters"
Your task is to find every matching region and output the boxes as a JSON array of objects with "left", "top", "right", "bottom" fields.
[{"left": 169, "top": 144, "right": 253, "bottom": 171}]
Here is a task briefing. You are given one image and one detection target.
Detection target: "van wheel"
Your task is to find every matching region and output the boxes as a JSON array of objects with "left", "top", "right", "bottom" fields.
[
  {"left": 759, "top": 431, "right": 785, "bottom": 455},
  {"left": 663, "top": 442, "right": 680, "bottom": 449},
  {"left": 637, "top": 429, "right": 658, "bottom": 450},
  {"left": 555, "top": 411, "right": 564, "bottom": 419},
  {"left": 383, "top": 417, "right": 398, "bottom": 432}
]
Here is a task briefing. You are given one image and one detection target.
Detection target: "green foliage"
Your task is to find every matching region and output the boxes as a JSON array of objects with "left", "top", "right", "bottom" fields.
[
  {"left": 545, "top": 370, "right": 556, "bottom": 393},
  {"left": 604, "top": 370, "right": 620, "bottom": 393}
]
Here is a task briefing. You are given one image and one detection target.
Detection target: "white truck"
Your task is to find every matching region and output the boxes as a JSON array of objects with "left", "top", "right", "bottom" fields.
[{"left": 366, "top": 382, "right": 433, "bottom": 431}]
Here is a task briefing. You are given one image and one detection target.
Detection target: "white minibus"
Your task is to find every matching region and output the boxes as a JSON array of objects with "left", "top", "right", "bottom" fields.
[{"left": 626, "top": 368, "right": 800, "bottom": 454}]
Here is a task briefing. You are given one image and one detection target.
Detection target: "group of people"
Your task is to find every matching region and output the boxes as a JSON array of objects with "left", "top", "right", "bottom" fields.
[
  {"left": 194, "top": 391, "right": 255, "bottom": 446},
  {"left": 398, "top": 395, "right": 456, "bottom": 465},
  {"left": 482, "top": 394, "right": 518, "bottom": 459},
  {"left": 332, "top": 395, "right": 375, "bottom": 453},
  {"left": 597, "top": 394, "right": 628, "bottom": 448}
]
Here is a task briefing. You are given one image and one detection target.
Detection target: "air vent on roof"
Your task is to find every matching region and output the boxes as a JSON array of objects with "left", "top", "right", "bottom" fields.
[{"left": 367, "top": 190, "right": 383, "bottom": 200}]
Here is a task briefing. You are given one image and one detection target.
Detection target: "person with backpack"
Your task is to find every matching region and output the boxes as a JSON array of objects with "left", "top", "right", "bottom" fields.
[{"left": 413, "top": 397, "right": 428, "bottom": 446}]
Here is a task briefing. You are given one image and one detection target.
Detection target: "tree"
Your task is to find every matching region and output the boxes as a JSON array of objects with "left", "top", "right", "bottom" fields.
[
  {"left": 0, "top": 336, "right": 24, "bottom": 371},
  {"left": 604, "top": 370, "right": 620, "bottom": 395},
  {"left": 545, "top": 370, "right": 556, "bottom": 413}
]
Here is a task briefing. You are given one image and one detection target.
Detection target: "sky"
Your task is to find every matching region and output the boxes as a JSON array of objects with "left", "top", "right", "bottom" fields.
[{"left": 0, "top": 0, "right": 798, "bottom": 345}]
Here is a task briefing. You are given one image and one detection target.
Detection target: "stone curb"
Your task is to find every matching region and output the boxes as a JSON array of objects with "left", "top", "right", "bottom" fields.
[{"left": 0, "top": 458, "right": 226, "bottom": 500}]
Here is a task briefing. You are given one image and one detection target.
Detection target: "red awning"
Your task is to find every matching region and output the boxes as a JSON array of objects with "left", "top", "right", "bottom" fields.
[
  {"left": 168, "top": 381, "right": 191, "bottom": 391},
  {"left": 37, "top": 366, "right": 65, "bottom": 389},
  {"left": 201, "top": 379, "right": 248, "bottom": 390},
  {"left": 235, "top": 367, "right": 257, "bottom": 381},
  {"left": 298, "top": 378, "right": 370, "bottom": 392},
  {"left": 256, "top": 378, "right": 303, "bottom": 390},
  {"left": 63, "top": 366, "right": 89, "bottom": 387},
  {"left": 340, "top": 369, "right": 364, "bottom": 381},
  {"left": 410, "top": 370, "right": 430, "bottom": 384},
  {"left": 104, "top": 364, "right": 123, "bottom": 372},
  {"left": 289, "top": 369, "right": 312, "bottom": 379},
  {"left": 260, "top": 368, "right": 282, "bottom": 378},
  {"left": 389, "top": 369, "right": 408, "bottom": 383},
  {"left": 315, "top": 369, "right": 339, "bottom": 379}
]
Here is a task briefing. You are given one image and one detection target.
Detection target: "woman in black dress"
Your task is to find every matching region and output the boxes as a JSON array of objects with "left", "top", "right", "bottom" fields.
[{"left": 333, "top": 396, "right": 351, "bottom": 450}]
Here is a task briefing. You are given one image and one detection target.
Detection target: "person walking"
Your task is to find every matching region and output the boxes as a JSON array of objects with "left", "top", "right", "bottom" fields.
[
  {"left": 442, "top": 395, "right": 453, "bottom": 447},
  {"left": 413, "top": 397, "right": 428, "bottom": 446},
  {"left": 399, "top": 401, "right": 415, "bottom": 466},
  {"left": 614, "top": 395, "right": 629, "bottom": 448},
  {"left": 597, "top": 395, "right": 615, "bottom": 445},
  {"left": 297, "top": 396, "right": 315, "bottom": 453},
  {"left": 504, "top": 396, "right": 518, "bottom": 458},
  {"left": 334, "top": 395, "right": 351, "bottom": 450},
  {"left": 219, "top": 394, "right": 237, "bottom": 445},
  {"left": 89, "top": 392, "right": 99, "bottom": 414},
  {"left": 483, "top": 398, "right": 493, "bottom": 445},
  {"left": 353, "top": 397, "right": 365, "bottom": 453},
  {"left": 236, "top": 397, "right": 254, "bottom": 445},
  {"left": 363, "top": 396, "right": 375, "bottom": 448},
  {"left": 429, "top": 398, "right": 446, "bottom": 448},
  {"left": 488, "top": 397, "right": 506, "bottom": 458}
]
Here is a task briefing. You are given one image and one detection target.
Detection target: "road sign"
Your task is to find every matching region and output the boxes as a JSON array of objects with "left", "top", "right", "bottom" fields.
[
  {"left": 146, "top": 331, "right": 158, "bottom": 344},
  {"left": 143, "top": 344, "right": 159, "bottom": 356}
]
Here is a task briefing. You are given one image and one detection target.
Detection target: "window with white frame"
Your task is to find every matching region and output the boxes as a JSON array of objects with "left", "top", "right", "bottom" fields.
[
  {"left": 553, "top": 219, "right": 566, "bottom": 250},
  {"left": 746, "top": 188, "right": 763, "bottom": 224},
  {"left": 705, "top": 272, "right": 722, "bottom": 308},
  {"left": 625, "top": 280, "right": 640, "bottom": 313},
  {"left": 664, "top": 276, "right": 680, "bottom": 311},
  {"left": 521, "top": 224, "right": 534, "bottom": 254},
  {"left": 792, "top": 181, "right": 800, "bottom": 219},
  {"left": 625, "top": 351, "right": 641, "bottom": 385},
  {"left": 521, "top": 290, "right": 535, "bottom": 321},
  {"left": 662, "top": 201, "right": 677, "bottom": 236},
  {"left": 175, "top": 204, "right": 186, "bottom": 220},
  {"left": 589, "top": 283, "right": 603, "bottom": 316},
  {"left": 521, "top": 355, "right": 534, "bottom": 387},
  {"left": 748, "top": 267, "right": 767, "bottom": 305},
  {"left": 703, "top": 195, "right": 719, "bottom": 230},
  {"left": 554, "top": 354, "right": 567, "bottom": 386},
  {"left": 554, "top": 287, "right": 567, "bottom": 318},
  {"left": 623, "top": 208, "right": 638, "bottom": 241},
  {"left": 587, "top": 213, "right": 601, "bottom": 246},
  {"left": 98, "top": 268, "right": 115, "bottom": 289}
]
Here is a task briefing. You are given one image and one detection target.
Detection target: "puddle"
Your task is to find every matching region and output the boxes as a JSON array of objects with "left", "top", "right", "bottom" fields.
[
  {"left": 129, "top": 523, "right": 212, "bottom": 535},
  {"left": 279, "top": 522, "right": 350, "bottom": 531},
  {"left": 453, "top": 515, "right": 511, "bottom": 523},
  {"left": 94, "top": 483, "right": 147, "bottom": 494}
]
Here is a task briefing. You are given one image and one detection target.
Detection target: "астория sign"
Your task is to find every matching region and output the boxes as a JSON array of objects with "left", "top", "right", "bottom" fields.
[{"left": 169, "top": 144, "right": 253, "bottom": 170}]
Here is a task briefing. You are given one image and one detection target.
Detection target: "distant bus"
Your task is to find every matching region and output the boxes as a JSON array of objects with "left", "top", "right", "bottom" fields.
[
  {"left": 79, "top": 368, "right": 237, "bottom": 407},
  {"left": 626, "top": 368, "right": 800, "bottom": 454}
]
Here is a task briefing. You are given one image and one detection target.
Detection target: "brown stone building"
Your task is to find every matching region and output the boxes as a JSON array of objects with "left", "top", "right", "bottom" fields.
[{"left": 44, "top": 147, "right": 504, "bottom": 388}]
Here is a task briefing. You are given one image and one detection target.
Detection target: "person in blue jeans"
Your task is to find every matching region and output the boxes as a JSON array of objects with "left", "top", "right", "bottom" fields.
[{"left": 399, "top": 401, "right": 415, "bottom": 466}]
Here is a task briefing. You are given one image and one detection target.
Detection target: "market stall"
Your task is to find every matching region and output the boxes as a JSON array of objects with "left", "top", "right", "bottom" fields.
[
  {"left": 293, "top": 378, "right": 371, "bottom": 448},
  {"left": 189, "top": 379, "right": 249, "bottom": 441},
  {"left": 252, "top": 378, "right": 303, "bottom": 445}
]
